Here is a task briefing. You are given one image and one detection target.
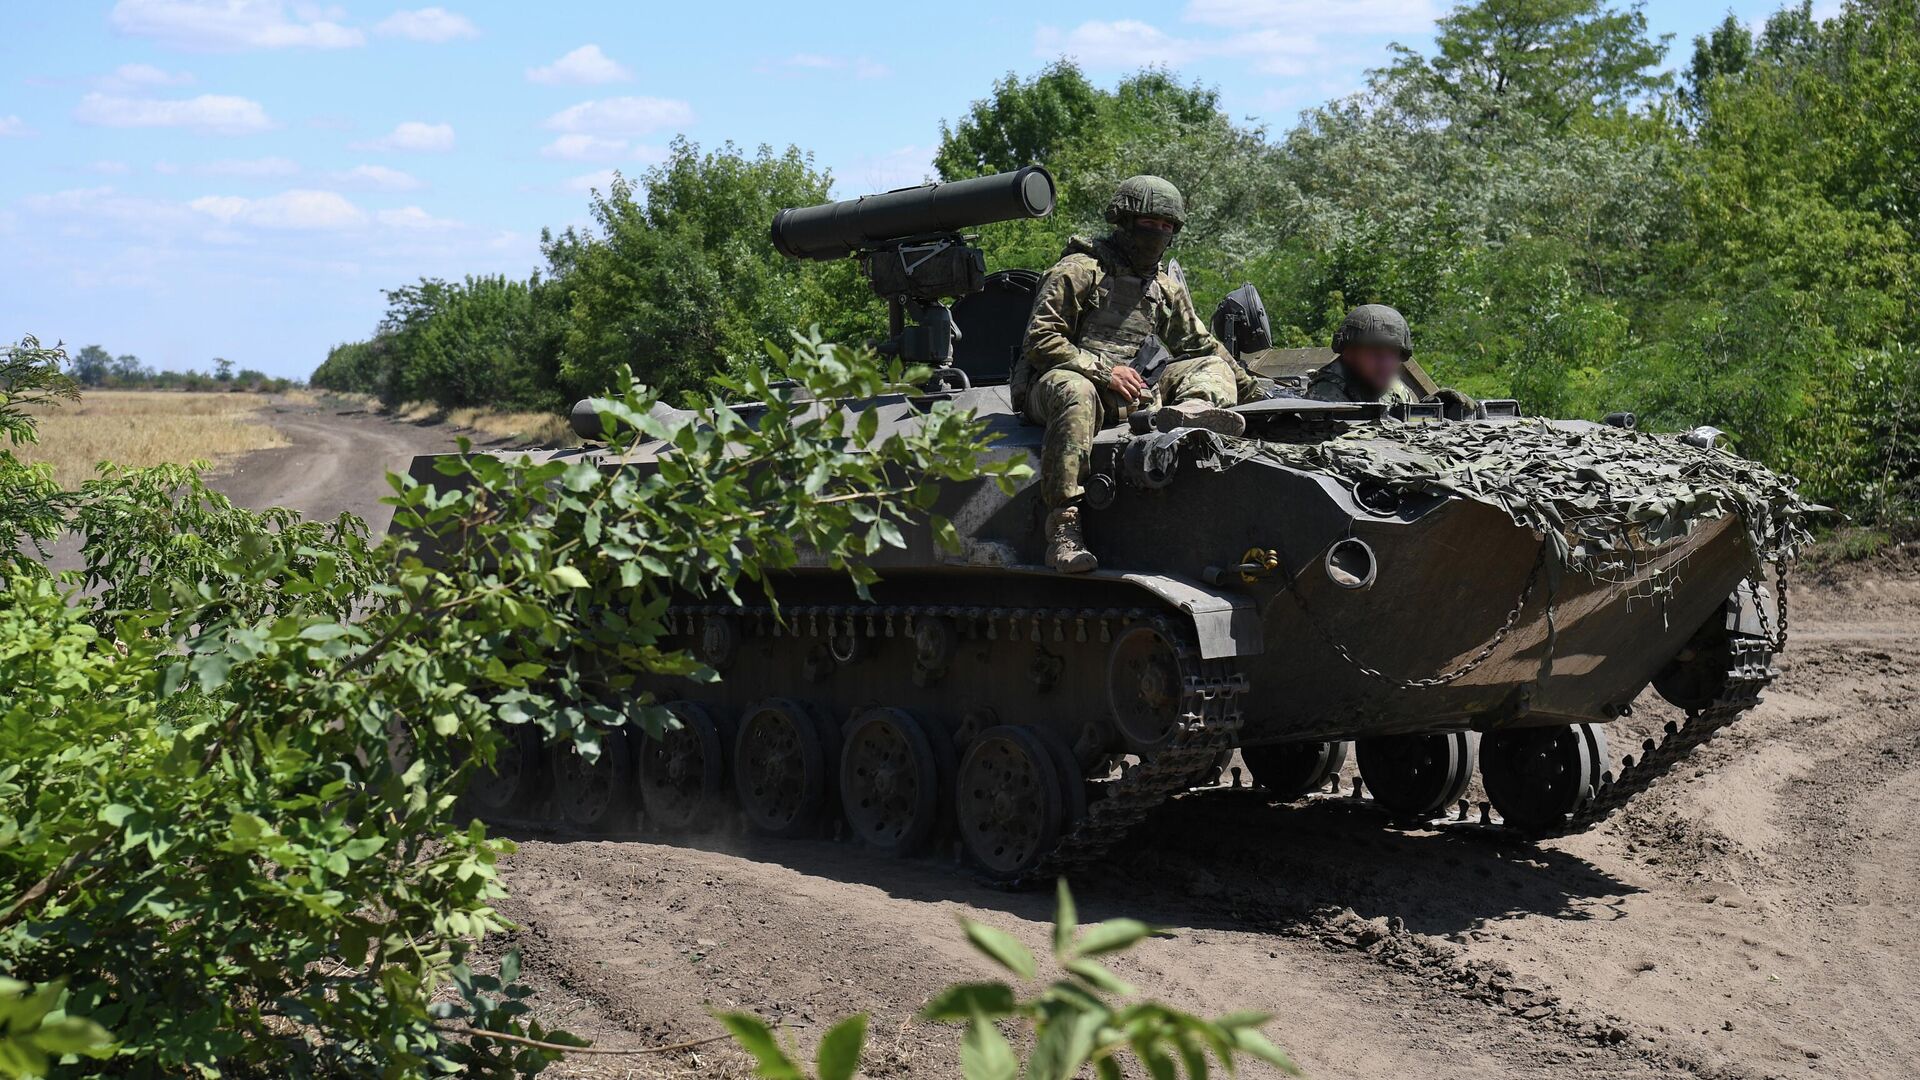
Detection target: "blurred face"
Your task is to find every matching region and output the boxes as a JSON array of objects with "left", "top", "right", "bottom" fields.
[
  {"left": 1345, "top": 344, "right": 1404, "bottom": 394},
  {"left": 1133, "top": 215, "right": 1178, "bottom": 236}
]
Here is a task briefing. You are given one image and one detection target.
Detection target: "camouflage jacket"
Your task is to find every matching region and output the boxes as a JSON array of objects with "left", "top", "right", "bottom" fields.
[
  {"left": 1013, "top": 235, "right": 1233, "bottom": 408},
  {"left": 1306, "top": 358, "right": 1416, "bottom": 405}
]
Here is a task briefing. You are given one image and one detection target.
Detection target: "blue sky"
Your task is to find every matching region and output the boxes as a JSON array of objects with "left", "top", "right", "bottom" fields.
[{"left": 1, "top": 0, "right": 1815, "bottom": 379}]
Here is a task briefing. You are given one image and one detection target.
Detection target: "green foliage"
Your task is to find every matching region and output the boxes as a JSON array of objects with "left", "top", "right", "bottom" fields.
[
  {"left": 718, "top": 882, "right": 1296, "bottom": 1080},
  {"left": 1384, "top": 0, "right": 1672, "bottom": 129},
  {"left": 0, "top": 337, "right": 78, "bottom": 578},
  {"left": 1, "top": 330, "right": 1024, "bottom": 1075}
]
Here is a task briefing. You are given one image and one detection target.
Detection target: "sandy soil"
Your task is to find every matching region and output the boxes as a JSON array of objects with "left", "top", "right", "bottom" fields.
[{"left": 203, "top": 406, "right": 1920, "bottom": 1079}]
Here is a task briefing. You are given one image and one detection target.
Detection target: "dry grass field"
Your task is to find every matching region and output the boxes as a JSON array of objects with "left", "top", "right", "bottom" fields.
[
  {"left": 385, "top": 401, "right": 572, "bottom": 445},
  {"left": 18, "top": 390, "right": 289, "bottom": 488}
]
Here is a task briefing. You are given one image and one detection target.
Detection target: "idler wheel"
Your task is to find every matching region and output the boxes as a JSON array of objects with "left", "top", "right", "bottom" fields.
[
  {"left": 638, "top": 702, "right": 732, "bottom": 833},
  {"left": 1107, "top": 626, "right": 1184, "bottom": 752},
  {"left": 1355, "top": 732, "right": 1478, "bottom": 821},
  {"left": 556, "top": 729, "right": 635, "bottom": 833},
  {"left": 956, "top": 726, "right": 1065, "bottom": 882},
  {"left": 1242, "top": 739, "right": 1351, "bottom": 800},
  {"left": 839, "top": 708, "right": 949, "bottom": 856},
  {"left": 465, "top": 723, "right": 549, "bottom": 819},
  {"left": 1481, "top": 724, "right": 1604, "bottom": 834},
  {"left": 734, "top": 699, "right": 833, "bottom": 838}
]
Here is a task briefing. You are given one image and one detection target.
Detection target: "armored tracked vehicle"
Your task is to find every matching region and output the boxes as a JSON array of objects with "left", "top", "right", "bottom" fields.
[{"left": 442, "top": 168, "right": 1808, "bottom": 883}]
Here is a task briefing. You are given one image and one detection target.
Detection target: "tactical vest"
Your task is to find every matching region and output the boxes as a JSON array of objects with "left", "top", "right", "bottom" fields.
[
  {"left": 1014, "top": 237, "right": 1172, "bottom": 409},
  {"left": 1076, "top": 240, "right": 1168, "bottom": 368}
]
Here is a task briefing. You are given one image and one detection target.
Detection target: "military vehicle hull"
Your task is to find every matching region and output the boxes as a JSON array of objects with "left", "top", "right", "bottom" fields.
[{"left": 435, "top": 381, "right": 1790, "bottom": 882}]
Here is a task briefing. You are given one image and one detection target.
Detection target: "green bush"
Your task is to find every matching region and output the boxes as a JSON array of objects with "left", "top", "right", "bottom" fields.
[{"left": 0, "top": 332, "right": 1027, "bottom": 1075}]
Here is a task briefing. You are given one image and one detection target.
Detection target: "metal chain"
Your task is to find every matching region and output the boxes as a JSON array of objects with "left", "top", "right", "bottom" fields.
[
  {"left": 1280, "top": 542, "right": 1548, "bottom": 691},
  {"left": 1750, "top": 560, "right": 1790, "bottom": 653}
]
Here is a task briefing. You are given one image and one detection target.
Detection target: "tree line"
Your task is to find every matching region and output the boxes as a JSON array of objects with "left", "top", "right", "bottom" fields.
[
  {"left": 66, "top": 344, "right": 299, "bottom": 394},
  {"left": 311, "top": 0, "right": 1920, "bottom": 528}
]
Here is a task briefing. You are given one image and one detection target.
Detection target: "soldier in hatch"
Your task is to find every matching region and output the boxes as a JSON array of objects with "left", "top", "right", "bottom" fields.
[
  {"left": 1013, "top": 175, "right": 1259, "bottom": 574},
  {"left": 1308, "top": 304, "right": 1419, "bottom": 405}
]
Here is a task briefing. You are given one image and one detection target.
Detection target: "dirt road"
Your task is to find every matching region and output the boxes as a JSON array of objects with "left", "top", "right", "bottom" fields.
[
  {"left": 491, "top": 555, "right": 1920, "bottom": 1080},
  {"left": 212, "top": 405, "right": 1920, "bottom": 1079},
  {"left": 214, "top": 399, "right": 471, "bottom": 529}
]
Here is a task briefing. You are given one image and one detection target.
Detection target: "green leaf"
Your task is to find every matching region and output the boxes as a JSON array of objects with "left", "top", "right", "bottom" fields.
[
  {"left": 919, "top": 982, "right": 1017, "bottom": 1022},
  {"left": 32, "top": 1015, "right": 116, "bottom": 1057},
  {"left": 1072, "top": 919, "right": 1160, "bottom": 958},
  {"left": 1064, "top": 958, "right": 1135, "bottom": 997},
  {"left": 959, "top": 1015, "right": 1017, "bottom": 1080},
  {"left": 548, "top": 565, "right": 590, "bottom": 589},
  {"left": 1228, "top": 1026, "right": 1299, "bottom": 1074},
  {"left": 1052, "top": 879, "right": 1077, "bottom": 958},
  {"left": 714, "top": 1013, "right": 802, "bottom": 1080},
  {"left": 962, "top": 919, "right": 1036, "bottom": 980},
  {"left": 815, "top": 1013, "right": 867, "bottom": 1080}
]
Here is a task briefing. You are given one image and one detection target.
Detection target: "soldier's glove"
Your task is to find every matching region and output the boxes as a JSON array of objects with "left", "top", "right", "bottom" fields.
[{"left": 1423, "top": 387, "right": 1481, "bottom": 420}]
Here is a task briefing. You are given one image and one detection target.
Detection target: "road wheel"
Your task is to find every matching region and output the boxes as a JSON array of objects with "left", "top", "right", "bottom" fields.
[
  {"left": 638, "top": 702, "right": 731, "bottom": 834},
  {"left": 734, "top": 699, "right": 832, "bottom": 838},
  {"left": 956, "top": 726, "right": 1065, "bottom": 883},
  {"left": 1356, "top": 732, "right": 1477, "bottom": 821},
  {"left": 839, "top": 708, "right": 946, "bottom": 856},
  {"left": 1241, "top": 740, "right": 1350, "bottom": 800}
]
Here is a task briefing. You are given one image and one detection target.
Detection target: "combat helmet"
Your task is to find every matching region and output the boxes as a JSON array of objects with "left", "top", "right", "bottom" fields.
[
  {"left": 1332, "top": 304, "right": 1412, "bottom": 358},
  {"left": 1105, "top": 175, "right": 1186, "bottom": 229}
]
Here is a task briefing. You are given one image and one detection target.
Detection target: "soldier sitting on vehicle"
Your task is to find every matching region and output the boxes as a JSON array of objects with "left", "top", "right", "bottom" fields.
[{"left": 1013, "top": 175, "right": 1260, "bottom": 574}]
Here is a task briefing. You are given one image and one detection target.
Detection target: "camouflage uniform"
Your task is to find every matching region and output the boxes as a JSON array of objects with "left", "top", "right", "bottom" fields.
[
  {"left": 1015, "top": 234, "right": 1255, "bottom": 508},
  {"left": 1309, "top": 303, "right": 1417, "bottom": 406},
  {"left": 1306, "top": 359, "right": 1416, "bottom": 405}
]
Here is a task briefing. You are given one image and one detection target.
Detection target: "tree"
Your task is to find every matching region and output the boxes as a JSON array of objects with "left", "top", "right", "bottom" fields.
[
  {"left": 213, "top": 357, "right": 233, "bottom": 382},
  {"left": 1685, "top": 13, "right": 1754, "bottom": 108},
  {"left": 1384, "top": 0, "right": 1672, "bottom": 129},
  {"left": 934, "top": 60, "right": 1104, "bottom": 180},
  {"left": 67, "top": 345, "right": 112, "bottom": 387}
]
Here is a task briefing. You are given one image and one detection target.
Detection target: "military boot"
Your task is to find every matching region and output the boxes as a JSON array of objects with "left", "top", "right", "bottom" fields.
[
  {"left": 1153, "top": 400, "right": 1245, "bottom": 437},
  {"left": 1045, "top": 505, "right": 1098, "bottom": 574}
]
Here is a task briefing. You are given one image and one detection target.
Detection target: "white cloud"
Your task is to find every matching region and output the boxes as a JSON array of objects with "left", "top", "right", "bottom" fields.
[
  {"left": 526, "top": 44, "right": 632, "bottom": 85},
  {"left": 353, "top": 120, "right": 455, "bottom": 152},
  {"left": 198, "top": 156, "right": 301, "bottom": 177},
  {"left": 539, "top": 133, "right": 626, "bottom": 161},
  {"left": 189, "top": 189, "right": 366, "bottom": 229},
  {"left": 74, "top": 92, "right": 274, "bottom": 135},
  {"left": 1035, "top": 19, "right": 1207, "bottom": 69},
  {"left": 88, "top": 160, "right": 133, "bottom": 174},
  {"left": 0, "top": 115, "right": 30, "bottom": 137},
  {"left": 375, "top": 7, "right": 478, "bottom": 43},
  {"left": 97, "top": 62, "right": 197, "bottom": 91},
  {"left": 562, "top": 168, "right": 622, "bottom": 194},
  {"left": 1182, "top": 0, "right": 1435, "bottom": 32},
  {"left": 543, "top": 96, "right": 692, "bottom": 136},
  {"left": 376, "top": 205, "right": 460, "bottom": 229},
  {"left": 110, "top": 0, "right": 365, "bottom": 51},
  {"left": 335, "top": 164, "right": 424, "bottom": 190}
]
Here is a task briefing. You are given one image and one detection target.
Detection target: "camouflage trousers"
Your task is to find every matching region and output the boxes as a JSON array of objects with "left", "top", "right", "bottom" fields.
[{"left": 1024, "top": 356, "right": 1242, "bottom": 508}]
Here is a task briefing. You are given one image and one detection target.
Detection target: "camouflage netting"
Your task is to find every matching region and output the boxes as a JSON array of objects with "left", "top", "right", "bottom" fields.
[{"left": 1245, "top": 419, "right": 1817, "bottom": 576}]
